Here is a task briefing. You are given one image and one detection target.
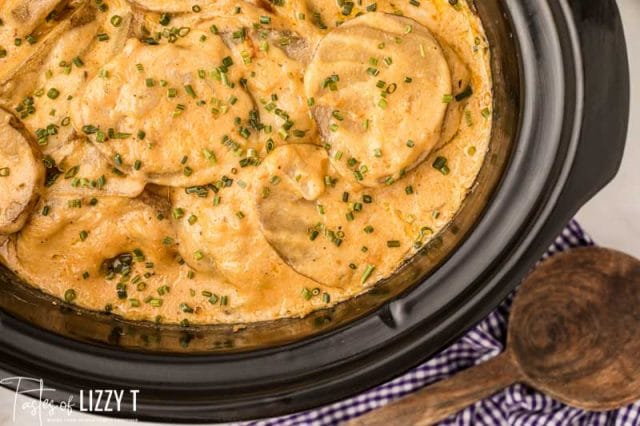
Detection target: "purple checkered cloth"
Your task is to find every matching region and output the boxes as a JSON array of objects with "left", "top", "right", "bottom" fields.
[{"left": 246, "top": 220, "right": 640, "bottom": 425}]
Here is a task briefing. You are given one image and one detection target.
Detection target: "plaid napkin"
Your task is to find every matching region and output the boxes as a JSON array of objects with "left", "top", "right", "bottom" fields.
[{"left": 246, "top": 221, "right": 640, "bottom": 425}]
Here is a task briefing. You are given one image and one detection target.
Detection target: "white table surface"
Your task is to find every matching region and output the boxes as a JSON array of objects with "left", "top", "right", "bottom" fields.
[{"left": 1, "top": 1, "right": 639, "bottom": 424}]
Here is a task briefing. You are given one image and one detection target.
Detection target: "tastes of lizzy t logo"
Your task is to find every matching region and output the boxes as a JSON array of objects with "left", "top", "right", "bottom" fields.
[{"left": 0, "top": 376, "right": 139, "bottom": 425}]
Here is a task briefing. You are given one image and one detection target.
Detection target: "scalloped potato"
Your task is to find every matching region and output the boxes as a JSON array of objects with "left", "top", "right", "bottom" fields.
[{"left": 0, "top": 0, "right": 491, "bottom": 324}]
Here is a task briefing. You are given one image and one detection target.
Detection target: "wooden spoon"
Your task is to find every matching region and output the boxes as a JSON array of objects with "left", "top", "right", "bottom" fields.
[{"left": 348, "top": 247, "right": 640, "bottom": 426}]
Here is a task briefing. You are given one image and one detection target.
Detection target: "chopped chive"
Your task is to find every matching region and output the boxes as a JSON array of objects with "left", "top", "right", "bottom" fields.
[
  {"left": 64, "top": 289, "right": 77, "bottom": 303},
  {"left": 184, "top": 84, "right": 196, "bottom": 98},
  {"left": 172, "top": 207, "right": 184, "bottom": 219},
  {"left": 110, "top": 15, "right": 122, "bottom": 26},
  {"left": 82, "top": 125, "right": 99, "bottom": 134},
  {"left": 47, "top": 88, "right": 60, "bottom": 99},
  {"left": 332, "top": 110, "right": 344, "bottom": 121},
  {"left": 432, "top": 156, "right": 450, "bottom": 175},
  {"left": 64, "top": 165, "right": 79, "bottom": 179},
  {"left": 159, "top": 13, "right": 171, "bottom": 26},
  {"left": 387, "top": 240, "right": 401, "bottom": 248},
  {"left": 173, "top": 104, "right": 186, "bottom": 117},
  {"left": 361, "top": 264, "right": 375, "bottom": 284},
  {"left": 180, "top": 303, "right": 194, "bottom": 313},
  {"left": 302, "top": 287, "right": 312, "bottom": 300}
]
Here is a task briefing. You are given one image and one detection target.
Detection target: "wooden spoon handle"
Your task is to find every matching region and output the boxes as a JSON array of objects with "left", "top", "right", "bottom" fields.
[{"left": 347, "top": 351, "right": 522, "bottom": 426}]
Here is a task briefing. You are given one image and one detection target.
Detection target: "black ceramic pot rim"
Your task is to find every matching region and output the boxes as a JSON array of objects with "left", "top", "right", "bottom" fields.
[{"left": 0, "top": 0, "right": 629, "bottom": 423}]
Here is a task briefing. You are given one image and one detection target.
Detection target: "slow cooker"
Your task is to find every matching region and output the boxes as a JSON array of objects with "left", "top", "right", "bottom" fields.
[{"left": 0, "top": 0, "right": 630, "bottom": 422}]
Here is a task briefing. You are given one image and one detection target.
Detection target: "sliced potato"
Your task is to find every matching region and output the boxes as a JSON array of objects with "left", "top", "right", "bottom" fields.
[
  {"left": 305, "top": 12, "right": 451, "bottom": 187},
  {"left": 6, "top": 191, "right": 177, "bottom": 305},
  {"left": 2, "top": 0, "right": 63, "bottom": 34},
  {"left": 0, "top": 0, "right": 134, "bottom": 153},
  {"left": 0, "top": 108, "right": 44, "bottom": 234},
  {"left": 72, "top": 31, "right": 258, "bottom": 187},
  {"left": 255, "top": 144, "right": 412, "bottom": 287},
  {"left": 44, "top": 138, "right": 146, "bottom": 198},
  {"left": 0, "top": 0, "right": 67, "bottom": 80},
  {"left": 229, "top": 27, "right": 318, "bottom": 147},
  {"left": 169, "top": 174, "right": 293, "bottom": 287}
]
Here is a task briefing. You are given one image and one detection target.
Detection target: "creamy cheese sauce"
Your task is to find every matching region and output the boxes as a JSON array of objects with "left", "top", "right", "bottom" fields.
[{"left": 0, "top": 0, "right": 492, "bottom": 324}]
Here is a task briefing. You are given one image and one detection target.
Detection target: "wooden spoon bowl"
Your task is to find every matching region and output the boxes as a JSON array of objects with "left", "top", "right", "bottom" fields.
[{"left": 349, "top": 247, "right": 640, "bottom": 426}]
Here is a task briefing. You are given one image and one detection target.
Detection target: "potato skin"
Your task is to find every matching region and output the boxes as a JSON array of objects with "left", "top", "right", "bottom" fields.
[{"left": 0, "top": 108, "right": 44, "bottom": 234}]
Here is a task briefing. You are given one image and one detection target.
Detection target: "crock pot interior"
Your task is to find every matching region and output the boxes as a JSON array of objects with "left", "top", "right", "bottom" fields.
[{"left": 0, "top": 0, "right": 520, "bottom": 353}]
